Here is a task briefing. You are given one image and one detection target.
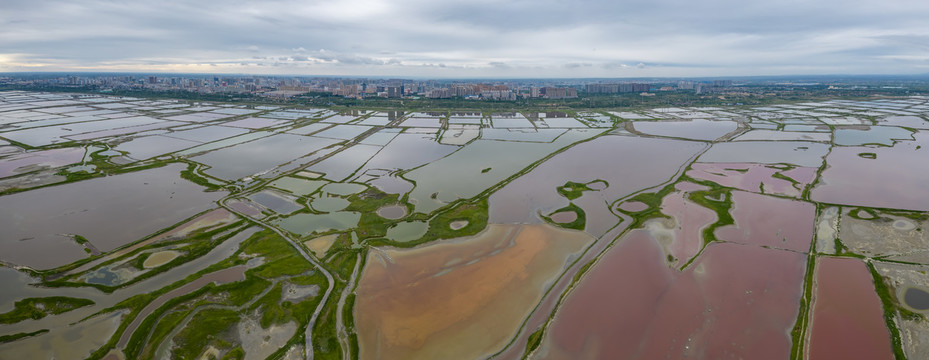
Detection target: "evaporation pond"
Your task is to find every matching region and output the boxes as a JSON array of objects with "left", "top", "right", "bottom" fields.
[
  {"left": 385, "top": 221, "right": 428, "bottom": 242},
  {"left": 633, "top": 119, "right": 737, "bottom": 141},
  {"left": 268, "top": 176, "right": 328, "bottom": 196},
  {"left": 699, "top": 141, "right": 829, "bottom": 167},
  {"left": 319, "top": 182, "right": 367, "bottom": 196},
  {"left": 310, "top": 195, "right": 351, "bottom": 212},
  {"left": 0, "top": 163, "right": 225, "bottom": 269},
  {"left": 247, "top": 190, "right": 303, "bottom": 214},
  {"left": 834, "top": 126, "right": 913, "bottom": 146},
  {"left": 314, "top": 125, "right": 372, "bottom": 140},
  {"left": 223, "top": 117, "right": 288, "bottom": 129},
  {"left": 274, "top": 212, "right": 361, "bottom": 236},
  {"left": 114, "top": 135, "right": 200, "bottom": 160},
  {"left": 904, "top": 288, "right": 929, "bottom": 310},
  {"left": 191, "top": 134, "right": 341, "bottom": 180},
  {"left": 165, "top": 125, "right": 249, "bottom": 143},
  {"left": 0, "top": 147, "right": 85, "bottom": 178}
]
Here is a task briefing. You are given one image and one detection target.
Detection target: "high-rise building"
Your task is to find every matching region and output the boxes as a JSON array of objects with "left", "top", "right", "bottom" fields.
[
  {"left": 386, "top": 86, "right": 402, "bottom": 98},
  {"left": 540, "top": 87, "right": 577, "bottom": 99}
]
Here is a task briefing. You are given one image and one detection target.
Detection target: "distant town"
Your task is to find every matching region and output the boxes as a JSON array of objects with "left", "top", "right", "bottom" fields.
[{"left": 2, "top": 73, "right": 926, "bottom": 105}]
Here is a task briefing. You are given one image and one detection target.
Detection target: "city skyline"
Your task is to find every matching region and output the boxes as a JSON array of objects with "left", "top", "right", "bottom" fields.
[{"left": 2, "top": 0, "right": 929, "bottom": 77}]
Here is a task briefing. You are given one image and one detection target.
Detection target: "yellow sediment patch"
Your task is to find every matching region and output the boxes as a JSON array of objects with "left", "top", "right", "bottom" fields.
[
  {"left": 355, "top": 223, "right": 593, "bottom": 360},
  {"left": 296, "top": 170, "right": 323, "bottom": 179},
  {"left": 304, "top": 234, "right": 338, "bottom": 258},
  {"left": 143, "top": 250, "right": 181, "bottom": 269},
  {"left": 156, "top": 208, "right": 238, "bottom": 241},
  {"left": 198, "top": 346, "right": 221, "bottom": 360}
]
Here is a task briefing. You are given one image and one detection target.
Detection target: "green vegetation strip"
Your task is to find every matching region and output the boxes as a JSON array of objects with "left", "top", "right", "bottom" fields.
[
  {"left": 525, "top": 327, "right": 545, "bottom": 354},
  {"left": 685, "top": 184, "right": 735, "bottom": 246},
  {"left": 89, "top": 229, "right": 325, "bottom": 359},
  {"left": 789, "top": 251, "right": 817, "bottom": 359},
  {"left": 170, "top": 309, "right": 240, "bottom": 360},
  {"left": 0, "top": 296, "right": 94, "bottom": 324},
  {"left": 45, "top": 221, "right": 245, "bottom": 293},
  {"left": 0, "top": 329, "right": 49, "bottom": 344},
  {"left": 866, "top": 261, "right": 908, "bottom": 360}
]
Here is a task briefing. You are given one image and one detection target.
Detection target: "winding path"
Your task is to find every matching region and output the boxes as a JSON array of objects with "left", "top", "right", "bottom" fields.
[
  {"left": 219, "top": 198, "right": 335, "bottom": 360},
  {"left": 336, "top": 253, "right": 361, "bottom": 360}
]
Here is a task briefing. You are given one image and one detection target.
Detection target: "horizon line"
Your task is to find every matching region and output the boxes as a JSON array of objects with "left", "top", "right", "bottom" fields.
[{"left": 3, "top": 71, "right": 929, "bottom": 82}]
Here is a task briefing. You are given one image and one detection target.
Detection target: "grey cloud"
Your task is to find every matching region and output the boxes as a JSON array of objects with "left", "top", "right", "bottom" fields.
[
  {"left": 1, "top": 0, "right": 928, "bottom": 76},
  {"left": 564, "top": 63, "right": 592, "bottom": 69}
]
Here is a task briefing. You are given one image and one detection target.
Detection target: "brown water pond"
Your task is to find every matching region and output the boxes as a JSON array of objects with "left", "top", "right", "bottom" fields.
[
  {"left": 715, "top": 190, "right": 815, "bottom": 252},
  {"left": 805, "top": 257, "right": 893, "bottom": 360},
  {"left": 537, "top": 233, "right": 807, "bottom": 359},
  {"left": 812, "top": 131, "right": 929, "bottom": 211},
  {"left": 356, "top": 224, "right": 593, "bottom": 360}
]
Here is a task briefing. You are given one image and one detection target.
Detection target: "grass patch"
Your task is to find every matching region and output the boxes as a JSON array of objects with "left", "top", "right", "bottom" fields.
[
  {"left": 326, "top": 250, "right": 361, "bottom": 282},
  {"left": 617, "top": 182, "right": 678, "bottom": 227},
  {"left": 686, "top": 186, "right": 734, "bottom": 245},
  {"left": 847, "top": 207, "right": 879, "bottom": 220},
  {"left": 0, "top": 329, "right": 49, "bottom": 344},
  {"left": 789, "top": 252, "right": 817, "bottom": 359},
  {"left": 240, "top": 229, "right": 316, "bottom": 279},
  {"left": 526, "top": 327, "right": 545, "bottom": 354},
  {"left": 367, "top": 197, "right": 489, "bottom": 248},
  {"left": 0, "top": 296, "right": 94, "bottom": 324},
  {"left": 137, "top": 308, "right": 195, "bottom": 359},
  {"left": 772, "top": 171, "right": 801, "bottom": 187},
  {"left": 312, "top": 284, "right": 343, "bottom": 360},
  {"left": 122, "top": 228, "right": 329, "bottom": 359},
  {"left": 541, "top": 203, "right": 586, "bottom": 231},
  {"left": 344, "top": 187, "right": 402, "bottom": 241},
  {"left": 221, "top": 347, "right": 245, "bottom": 360},
  {"left": 867, "top": 262, "right": 908, "bottom": 360},
  {"left": 170, "top": 308, "right": 240, "bottom": 360},
  {"left": 179, "top": 162, "right": 222, "bottom": 190},
  {"left": 556, "top": 181, "right": 592, "bottom": 200}
]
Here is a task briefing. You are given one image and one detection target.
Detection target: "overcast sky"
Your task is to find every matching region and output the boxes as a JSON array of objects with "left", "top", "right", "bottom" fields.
[{"left": 1, "top": 0, "right": 928, "bottom": 77}]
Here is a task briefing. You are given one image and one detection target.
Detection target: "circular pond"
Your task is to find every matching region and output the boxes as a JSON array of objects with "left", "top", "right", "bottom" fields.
[
  {"left": 903, "top": 287, "right": 929, "bottom": 311},
  {"left": 892, "top": 219, "right": 916, "bottom": 231},
  {"left": 376, "top": 204, "right": 407, "bottom": 220},
  {"left": 311, "top": 196, "right": 350, "bottom": 212},
  {"left": 386, "top": 221, "right": 428, "bottom": 242},
  {"left": 587, "top": 180, "right": 608, "bottom": 191},
  {"left": 618, "top": 201, "right": 649, "bottom": 212},
  {"left": 449, "top": 220, "right": 469, "bottom": 230},
  {"left": 550, "top": 211, "right": 578, "bottom": 224}
]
